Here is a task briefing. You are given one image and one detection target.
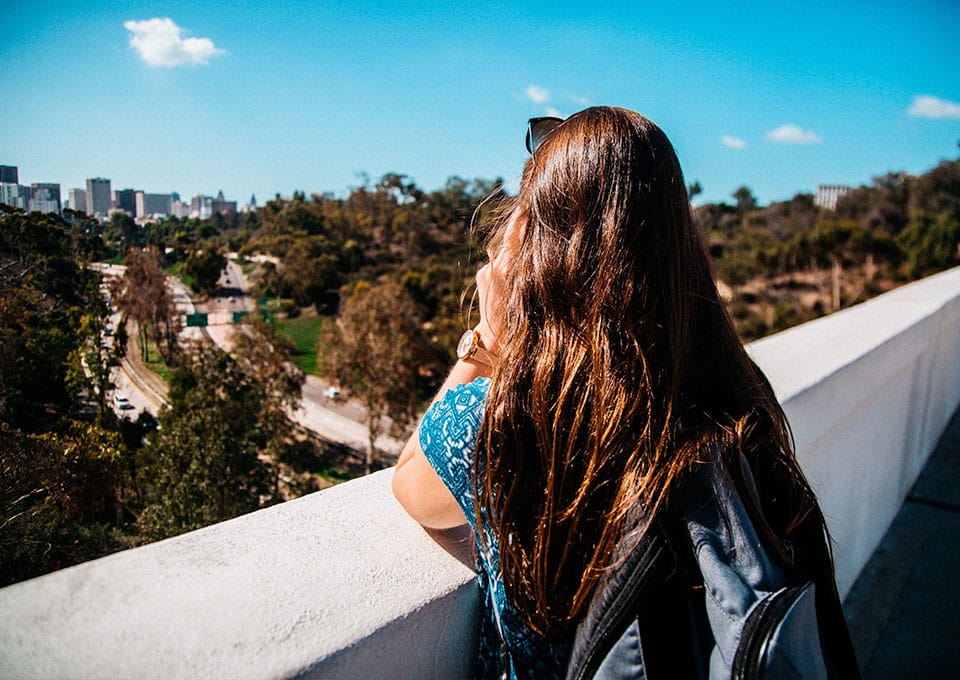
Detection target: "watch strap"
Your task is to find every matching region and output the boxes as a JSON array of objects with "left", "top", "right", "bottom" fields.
[{"left": 468, "top": 344, "right": 498, "bottom": 368}]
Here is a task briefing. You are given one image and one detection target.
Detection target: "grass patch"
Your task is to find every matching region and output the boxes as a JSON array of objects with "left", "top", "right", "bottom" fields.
[
  {"left": 142, "top": 336, "right": 173, "bottom": 383},
  {"left": 317, "top": 464, "right": 355, "bottom": 484},
  {"left": 168, "top": 261, "right": 194, "bottom": 290},
  {"left": 276, "top": 314, "right": 328, "bottom": 376},
  {"left": 280, "top": 438, "right": 359, "bottom": 485}
]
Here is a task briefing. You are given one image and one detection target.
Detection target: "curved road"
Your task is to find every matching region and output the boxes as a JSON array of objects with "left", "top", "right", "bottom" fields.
[{"left": 98, "top": 257, "right": 401, "bottom": 457}]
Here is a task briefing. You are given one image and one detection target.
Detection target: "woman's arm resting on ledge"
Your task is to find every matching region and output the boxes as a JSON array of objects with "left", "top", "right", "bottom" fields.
[{"left": 392, "top": 358, "right": 491, "bottom": 529}]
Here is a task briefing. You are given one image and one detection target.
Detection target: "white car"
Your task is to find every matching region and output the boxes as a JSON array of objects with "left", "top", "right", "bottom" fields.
[
  {"left": 323, "top": 386, "right": 341, "bottom": 401},
  {"left": 113, "top": 393, "right": 132, "bottom": 410}
]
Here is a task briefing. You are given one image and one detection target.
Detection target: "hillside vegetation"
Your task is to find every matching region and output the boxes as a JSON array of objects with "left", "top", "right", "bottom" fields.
[{"left": 1, "top": 157, "right": 957, "bottom": 584}]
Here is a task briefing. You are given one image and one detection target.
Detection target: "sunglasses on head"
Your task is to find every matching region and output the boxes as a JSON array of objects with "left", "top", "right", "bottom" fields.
[{"left": 525, "top": 116, "right": 565, "bottom": 155}]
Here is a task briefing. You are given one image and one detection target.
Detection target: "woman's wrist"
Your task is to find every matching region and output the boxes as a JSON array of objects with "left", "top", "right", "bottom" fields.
[{"left": 472, "top": 320, "right": 501, "bottom": 357}]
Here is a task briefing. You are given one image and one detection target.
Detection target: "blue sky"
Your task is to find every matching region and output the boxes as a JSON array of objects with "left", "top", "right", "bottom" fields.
[{"left": 2, "top": 0, "right": 959, "bottom": 207}]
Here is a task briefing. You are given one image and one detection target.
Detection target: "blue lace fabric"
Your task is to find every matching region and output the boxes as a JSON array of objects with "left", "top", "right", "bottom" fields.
[{"left": 419, "top": 377, "right": 572, "bottom": 679}]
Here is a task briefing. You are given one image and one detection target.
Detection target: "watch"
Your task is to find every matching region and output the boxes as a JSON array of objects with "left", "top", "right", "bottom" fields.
[{"left": 457, "top": 328, "right": 498, "bottom": 368}]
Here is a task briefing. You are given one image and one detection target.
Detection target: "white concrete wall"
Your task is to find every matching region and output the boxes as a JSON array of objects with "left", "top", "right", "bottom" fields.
[
  {"left": 2, "top": 266, "right": 959, "bottom": 678},
  {"left": 0, "top": 471, "right": 479, "bottom": 679},
  {"left": 747, "top": 266, "right": 960, "bottom": 597}
]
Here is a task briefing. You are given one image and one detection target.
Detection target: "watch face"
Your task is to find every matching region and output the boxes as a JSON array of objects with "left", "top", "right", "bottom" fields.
[{"left": 457, "top": 329, "right": 476, "bottom": 359}]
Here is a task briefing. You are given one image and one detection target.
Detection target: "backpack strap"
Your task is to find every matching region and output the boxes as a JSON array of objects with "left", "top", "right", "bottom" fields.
[{"left": 565, "top": 519, "right": 670, "bottom": 680}]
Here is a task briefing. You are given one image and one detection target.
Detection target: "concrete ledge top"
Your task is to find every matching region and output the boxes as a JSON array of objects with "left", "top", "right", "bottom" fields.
[
  {"left": 748, "top": 266, "right": 960, "bottom": 404},
  {"left": 0, "top": 470, "right": 475, "bottom": 679}
]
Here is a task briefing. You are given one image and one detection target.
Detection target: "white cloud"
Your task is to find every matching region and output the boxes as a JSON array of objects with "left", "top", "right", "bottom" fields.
[
  {"left": 124, "top": 18, "right": 225, "bottom": 67},
  {"left": 908, "top": 94, "right": 960, "bottom": 120},
  {"left": 524, "top": 84, "right": 551, "bottom": 104},
  {"left": 765, "top": 124, "right": 822, "bottom": 145},
  {"left": 721, "top": 135, "right": 748, "bottom": 149},
  {"left": 545, "top": 106, "right": 562, "bottom": 118}
]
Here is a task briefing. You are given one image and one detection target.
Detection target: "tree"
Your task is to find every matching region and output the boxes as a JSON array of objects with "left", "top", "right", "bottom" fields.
[
  {"left": 897, "top": 209, "right": 960, "bottom": 277},
  {"left": 688, "top": 180, "right": 703, "bottom": 201},
  {"left": 323, "top": 280, "right": 430, "bottom": 473},
  {"left": 0, "top": 207, "right": 95, "bottom": 429},
  {"left": 107, "top": 212, "right": 140, "bottom": 251},
  {"left": 230, "top": 316, "right": 305, "bottom": 470},
  {"left": 111, "top": 247, "right": 180, "bottom": 364},
  {"left": 0, "top": 419, "right": 126, "bottom": 586},
  {"left": 0, "top": 209, "right": 137, "bottom": 584},
  {"left": 732, "top": 185, "right": 757, "bottom": 215},
  {"left": 136, "top": 344, "right": 279, "bottom": 540},
  {"left": 66, "top": 275, "right": 115, "bottom": 425},
  {"left": 183, "top": 242, "right": 226, "bottom": 296}
]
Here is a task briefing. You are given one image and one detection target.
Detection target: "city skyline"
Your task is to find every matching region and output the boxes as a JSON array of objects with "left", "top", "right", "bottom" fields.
[
  {"left": 1, "top": 163, "right": 245, "bottom": 219},
  {"left": 2, "top": 1, "right": 959, "bottom": 206}
]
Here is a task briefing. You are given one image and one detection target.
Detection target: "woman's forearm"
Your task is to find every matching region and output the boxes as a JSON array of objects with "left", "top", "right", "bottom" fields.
[{"left": 392, "top": 356, "right": 493, "bottom": 529}]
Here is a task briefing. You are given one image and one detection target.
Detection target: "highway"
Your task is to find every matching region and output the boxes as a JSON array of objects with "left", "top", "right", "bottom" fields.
[{"left": 96, "top": 256, "right": 402, "bottom": 456}]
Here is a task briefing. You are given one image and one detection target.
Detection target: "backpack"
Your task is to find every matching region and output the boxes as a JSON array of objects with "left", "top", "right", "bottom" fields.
[
  {"left": 679, "top": 458, "right": 828, "bottom": 679},
  {"left": 566, "top": 457, "right": 860, "bottom": 679}
]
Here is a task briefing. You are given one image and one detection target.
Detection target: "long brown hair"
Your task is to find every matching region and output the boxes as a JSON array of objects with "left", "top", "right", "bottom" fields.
[{"left": 476, "top": 107, "right": 824, "bottom": 637}]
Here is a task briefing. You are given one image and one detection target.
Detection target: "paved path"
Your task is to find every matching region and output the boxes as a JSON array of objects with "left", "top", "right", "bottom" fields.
[
  {"left": 843, "top": 405, "right": 960, "bottom": 677},
  {"left": 295, "top": 375, "right": 402, "bottom": 460}
]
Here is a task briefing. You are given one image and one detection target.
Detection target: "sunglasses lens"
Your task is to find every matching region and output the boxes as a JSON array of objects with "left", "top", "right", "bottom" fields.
[{"left": 526, "top": 117, "right": 564, "bottom": 154}]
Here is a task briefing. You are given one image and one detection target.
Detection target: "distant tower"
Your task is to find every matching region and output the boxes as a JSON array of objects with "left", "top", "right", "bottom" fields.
[
  {"left": 815, "top": 184, "right": 851, "bottom": 211},
  {"left": 0, "top": 165, "right": 24, "bottom": 208},
  {"left": 135, "top": 191, "right": 173, "bottom": 218},
  {"left": 115, "top": 188, "right": 137, "bottom": 216},
  {"left": 69, "top": 188, "right": 88, "bottom": 214},
  {"left": 0, "top": 165, "right": 18, "bottom": 183},
  {"left": 211, "top": 190, "right": 236, "bottom": 216},
  {"left": 86, "top": 177, "right": 112, "bottom": 217},
  {"left": 29, "top": 183, "right": 61, "bottom": 213}
]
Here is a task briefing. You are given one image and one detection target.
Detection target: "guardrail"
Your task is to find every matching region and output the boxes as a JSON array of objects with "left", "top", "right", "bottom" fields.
[{"left": 2, "top": 266, "right": 959, "bottom": 679}]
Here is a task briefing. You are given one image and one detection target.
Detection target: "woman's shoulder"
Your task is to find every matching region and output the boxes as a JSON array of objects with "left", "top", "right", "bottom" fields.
[{"left": 419, "top": 376, "right": 490, "bottom": 449}]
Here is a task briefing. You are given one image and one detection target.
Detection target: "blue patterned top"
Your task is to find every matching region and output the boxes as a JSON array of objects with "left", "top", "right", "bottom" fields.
[{"left": 419, "top": 377, "right": 571, "bottom": 679}]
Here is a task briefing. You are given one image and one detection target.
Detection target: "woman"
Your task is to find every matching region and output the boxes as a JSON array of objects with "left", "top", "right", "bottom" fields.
[{"left": 393, "top": 107, "right": 858, "bottom": 678}]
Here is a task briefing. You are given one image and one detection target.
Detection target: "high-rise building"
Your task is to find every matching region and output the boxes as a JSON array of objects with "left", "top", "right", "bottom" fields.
[
  {"left": 0, "top": 165, "right": 18, "bottom": 183},
  {"left": 814, "top": 185, "right": 851, "bottom": 211},
  {"left": 0, "top": 183, "right": 26, "bottom": 209},
  {"left": 29, "top": 183, "right": 61, "bottom": 213},
  {"left": 0, "top": 165, "right": 25, "bottom": 208},
  {"left": 190, "top": 194, "right": 213, "bottom": 219},
  {"left": 86, "top": 177, "right": 112, "bottom": 217},
  {"left": 135, "top": 191, "right": 173, "bottom": 218},
  {"left": 115, "top": 188, "right": 137, "bottom": 216},
  {"left": 211, "top": 189, "right": 237, "bottom": 216},
  {"left": 172, "top": 200, "right": 191, "bottom": 218},
  {"left": 68, "top": 188, "right": 88, "bottom": 214}
]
